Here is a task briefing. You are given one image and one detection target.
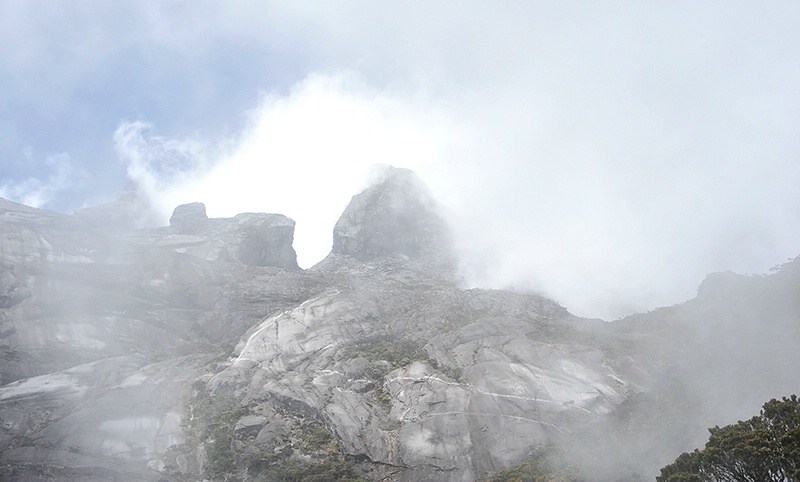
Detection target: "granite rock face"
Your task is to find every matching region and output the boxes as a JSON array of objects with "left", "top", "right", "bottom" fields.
[
  {"left": 162, "top": 203, "right": 299, "bottom": 269},
  {"left": 333, "top": 167, "right": 451, "bottom": 262},
  {"left": 0, "top": 171, "right": 799, "bottom": 481},
  {"left": 169, "top": 202, "right": 208, "bottom": 234},
  {"left": 0, "top": 194, "right": 308, "bottom": 480},
  {"left": 208, "top": 260, "right": 645, "bottom": 480}
]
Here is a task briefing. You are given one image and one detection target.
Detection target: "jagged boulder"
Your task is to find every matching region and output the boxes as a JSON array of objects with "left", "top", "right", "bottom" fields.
[
  {"left": 226, "top": 213, "right": 298, "bottom": 268},
  {"left": 161, "top": 203, "right": 299, "bottom": 269},
  {"left": 169, "top": 202, "right": 209, "bottom": 234},
  {"left": 332, "top": 167, "right": 451, "bottom": 261}
]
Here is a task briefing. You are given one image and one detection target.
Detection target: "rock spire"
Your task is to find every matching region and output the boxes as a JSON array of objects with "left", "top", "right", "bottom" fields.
[{"left": 332, "top": 167, "right": 451, "bottom": 261}]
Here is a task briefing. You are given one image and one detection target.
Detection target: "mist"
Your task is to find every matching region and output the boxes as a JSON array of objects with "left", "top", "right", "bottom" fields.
[
  {"left": 116, "top": 60, "right": 800, "bottom": 319},
  {"left": 114, "top": 73, "right": 457, "bottom": 271},
  {"left": 4, "top": 2, "right": 800, "bottom": 320},
  {"left": 0, "top": 153, "right": 84, "bottom": 208},
  {"left": 2, "top": 5, "right": 800, "bottom": 480}
]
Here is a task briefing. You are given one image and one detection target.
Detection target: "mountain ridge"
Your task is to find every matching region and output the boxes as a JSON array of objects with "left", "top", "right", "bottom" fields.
[{"left": 0, "top": 167, "right": 798, "bottom": 481}]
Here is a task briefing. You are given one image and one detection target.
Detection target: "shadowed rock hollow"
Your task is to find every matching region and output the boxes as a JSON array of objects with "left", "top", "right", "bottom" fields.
[{"left": 0, "top": 167, "right": 798, "bottom": 481}]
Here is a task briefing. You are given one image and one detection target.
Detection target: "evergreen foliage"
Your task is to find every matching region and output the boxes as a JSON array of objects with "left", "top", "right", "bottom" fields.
[
  {"left": 173, "top": 387, "right": 367, "bottom": 481},
  {"left": 657, "top": 395, "right": 800, "bottom": 482},
  {"left": 481, "top": 446, "right": 582, "bottom": 482},
  {"left": 346, "top": 337, "right": 430, "bottom": 374}
]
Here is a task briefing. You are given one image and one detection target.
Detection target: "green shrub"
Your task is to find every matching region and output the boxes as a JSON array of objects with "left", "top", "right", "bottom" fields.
[
  {"left": 176, "top": 387, "right": 250, "bottom": 479},
  {"left": 481, "top": 446, "right": 581, "bottom": 482},
  {"left": 372, "top": 384, "right": 392, "bottom": 412},
  {"left": 347, "top": 337, "right": 429, "bottom": 370},
  {"left": 657, "top": 394, "right": 800, "bottom": 482},
  {"left": 253, "top": 458, "right": 369, "bottom": 482}
]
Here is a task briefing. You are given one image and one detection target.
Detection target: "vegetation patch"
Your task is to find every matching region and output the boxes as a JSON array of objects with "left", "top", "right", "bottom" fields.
[
  {"left": 427, "top": 357, "right": 463, "bottom": 382},
  {"left": 379, "top": 420, "right": 401, "bottom": 432},
  {"left": 182, "top": 387, "right": 249, "bottom": 478},
  {"left": 241, "top": 417, "right": 366, "bottom": 482},
  {"left": 293, "top": 419, "right": 334, "bottom": 453},
  {"left": 346, "top": 336, "right": 462, "bottom": 381},
  {"left": 167, "top": 383, "right": 368, "bottom": 481},
  {"left": 372, "top": 384, "right": 393, "bottom": 412},
  {"left": 480, "top": 445, "right": 581, "bottom": 482},
  {"left": 657, "top": 394, "right": 800, "bottom": 482},
  {"left": 346, "top": 337, "right": 430, "bottom": 375},
  {"left": 249, "top": 458, "right": 369, "bottom": 482}
]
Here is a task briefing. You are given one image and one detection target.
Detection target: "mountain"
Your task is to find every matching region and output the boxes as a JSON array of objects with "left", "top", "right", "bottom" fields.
[{"left": 0, "top": 167, "right": 798, "bottom": 481}]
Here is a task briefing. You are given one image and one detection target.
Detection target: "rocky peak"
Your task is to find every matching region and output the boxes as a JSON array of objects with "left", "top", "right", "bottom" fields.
[
  {"left": 71, "top": 181, "right": 158, "bottom": 230},
  {"left": 169, "top": 202, "right": 208, "bottom": 234},
  {"left": 161, "top": 203, "right": 298, "bottom": 269},
  {"left": 332, "top": 167, "right": 451, "bottom": 262},
  {"left": 1, "top": 176, "right": 799, "bottom": 481}
]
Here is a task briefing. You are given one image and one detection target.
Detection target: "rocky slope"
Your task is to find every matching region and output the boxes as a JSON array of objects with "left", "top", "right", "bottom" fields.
[{"left": 0, "top": 167, "right": 798, "bottom": 481}]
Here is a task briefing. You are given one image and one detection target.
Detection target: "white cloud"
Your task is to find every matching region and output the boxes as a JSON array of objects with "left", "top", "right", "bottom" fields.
[
  {"left": 0, "top": 153, "right": 84, "bottom": 209},
  {"left": 115, "top": 72, "right": 459, "bottom": 268},
  {"left": 114, "top": 63, "right": 800, "bottom": 321},
  {"left": 114, "top": 121, "right": 212, "bottom": 194},
  {"left": 21, "top": 1, "right": 799, "bottom": 319}
]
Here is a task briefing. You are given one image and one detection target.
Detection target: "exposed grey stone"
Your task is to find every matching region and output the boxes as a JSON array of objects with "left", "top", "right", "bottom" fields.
[
  {"left": 369, "top": 360, "right": 394, "bottom": 379},
  {"left": 332, "top": 167, "right": 451, "bottom": 262},
  {"left": 343, "top": 356, "right": 370, "bottom": 379},
  {"left": 169, "top": 202, "right": 208, "bottom": 234},
  {"left": 350, "top": 379, "right": 376, "bottom": 393},
  {"left": 234, "top": 415, "right": 267, "bottom": 437},
  {"left": 0, "top": 313, "right": 14, "bottom": 338},
  {"left": 0, "top": 176, "right": 799, "bottom": 481},
  {"left": 0, "top": 263, "right": 30, "bottom": 309},
  {"left": 255, "top": 416, "right": 288, "bottom": 445},
  {"left": 230, "top": 213, "right": 298, "bottom": 268},
  {"left": 71, "top": 182, "right": 158, "bottom": 230},
  {"left": 159, "top": 207, "right": 298, "bottom": 268}
]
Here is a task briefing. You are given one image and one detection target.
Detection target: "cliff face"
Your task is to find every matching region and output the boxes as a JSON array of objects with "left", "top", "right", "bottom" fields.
[
  {"left": 332, "top": 168, "right": 451, "bottom": 263},
  {"left": 0, "top": 194, "right": 312, "bottom": 481},
  {"left": 0, "top": 168, "right": 798, "bottom": 481},
  {"left": 206, "top": 255, "right": 650, "bottom": 481}
]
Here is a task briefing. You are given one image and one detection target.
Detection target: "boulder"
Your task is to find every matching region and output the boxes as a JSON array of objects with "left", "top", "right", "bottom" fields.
[
  {"left": 169, "top": 202, "right": 208, "bottom": 234},
  {"left": 332, "top": 167, "right": 451, "bottom": 261},
  {"left": 229, "top": 213, "right": 298, "bottom": 268},
  {"left": 234, "top": 415, "right": 267, "bottom": 437},
  {"left": 162, "top": 205, "right": 298, "bottom": 269}
]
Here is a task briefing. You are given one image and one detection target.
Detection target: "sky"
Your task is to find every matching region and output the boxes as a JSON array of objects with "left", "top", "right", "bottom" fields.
[{"left": 1, "top": 2, "right": 799, "bottom": 319}]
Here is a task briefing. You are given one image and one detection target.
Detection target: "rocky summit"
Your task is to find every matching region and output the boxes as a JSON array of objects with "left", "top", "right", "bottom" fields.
[{"left": 0, "top": 167, "right": 799, "bottom": 481}]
